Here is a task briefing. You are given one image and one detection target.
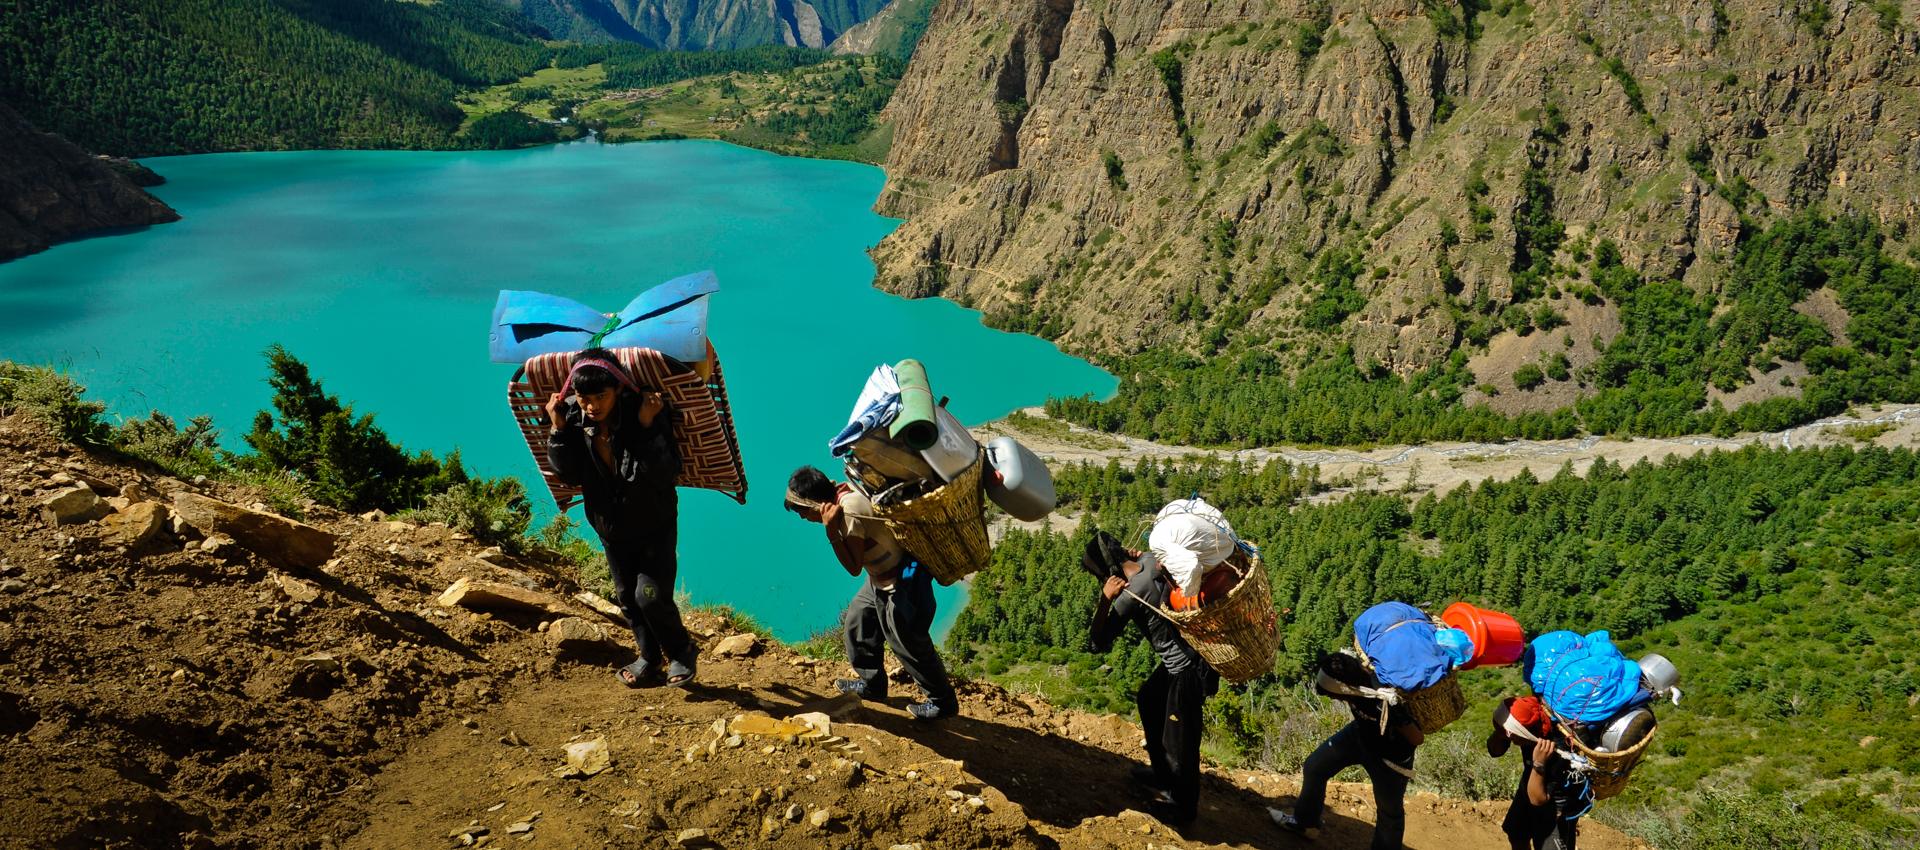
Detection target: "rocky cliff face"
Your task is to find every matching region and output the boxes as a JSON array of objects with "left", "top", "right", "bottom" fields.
[
  {"left": 528, "top": 0, "right": 894, "bottom": 48},
  {"left": 0, "top": 103, "right": 178, "bottom": 263},
  {"left": 871, "top": 0, "right": 1920, "bottom": 384}
]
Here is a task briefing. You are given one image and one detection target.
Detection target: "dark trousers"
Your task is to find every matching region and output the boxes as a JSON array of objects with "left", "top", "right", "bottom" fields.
[
  {"left": 1139, "top": 664, "right": 1214, "bottom": 821},
  {"left": 605, "top": 530, "right": 692, "bottom": 666},
  {"left": 1503, "top": 790, "right": 1580, "bottom": 849},
  {"left": 1297, "top": 720, "right": 1415, "bottom": 850},
  {"left": 842, "top": 570, "right": 957, "bottom": 711}
]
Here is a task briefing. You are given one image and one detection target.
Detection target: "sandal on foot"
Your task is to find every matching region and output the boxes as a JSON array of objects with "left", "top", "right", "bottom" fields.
[
  {"left": 616, "top": 659, "right": 661, "bottom": 689},
  {"left": 666, "top": 655, "right": 697, "bottom": 688}
]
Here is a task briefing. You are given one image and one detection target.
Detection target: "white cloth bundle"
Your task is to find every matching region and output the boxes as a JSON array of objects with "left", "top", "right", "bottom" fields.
[{"left": 1146, "top": 498, "right": 1238, "bottom": 598}]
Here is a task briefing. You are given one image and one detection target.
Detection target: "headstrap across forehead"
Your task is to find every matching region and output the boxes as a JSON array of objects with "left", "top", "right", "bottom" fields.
[{"left": 562, "top": 356, "right": 640, "bottom": 397}]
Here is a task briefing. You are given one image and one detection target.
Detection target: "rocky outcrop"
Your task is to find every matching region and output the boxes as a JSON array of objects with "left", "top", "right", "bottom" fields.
[
  {"left": 831, "top": 0, "right": 940, "bottom": 56},
  {"left": 0, "top": 103, "right": 178, "bottom": 262},
  {"left": 872, "top": 0, "right": 1920, "bottom": 381},
  {"left": 170, "top": 492, "right": 337, "bottom": 570}
]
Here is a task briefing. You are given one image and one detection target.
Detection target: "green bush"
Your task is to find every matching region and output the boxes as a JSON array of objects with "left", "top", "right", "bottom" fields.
[
  {"left": 0, "top": 362, "right": 109, "bottom": 444},
  {"left": 1513, "top": 363, "right": 1546, "bottom": 390},
  {"left": 244, "top": 345, "right": 465, "bottom": 513},
  {"left": 403, "top": 476, "right": 532, "bottom": 552},
  {"left": 536, "top": 514, "right": 611, "bottom": 599},
  {"left": 113, "top": 411, "right": 225, "bottom": 479}
]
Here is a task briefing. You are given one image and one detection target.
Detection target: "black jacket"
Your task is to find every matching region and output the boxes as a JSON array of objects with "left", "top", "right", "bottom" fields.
[
  {"left": 1090, "top": 562, "right": 1205, "bottom": 676},
  {"left": 546, "top": 394, "right": 680, "bottom": 545}
]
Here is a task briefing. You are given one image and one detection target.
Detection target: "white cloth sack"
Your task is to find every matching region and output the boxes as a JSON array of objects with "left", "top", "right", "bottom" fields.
[{"left": 1147, "top": 498, "right": 1238, "bottom": 597}]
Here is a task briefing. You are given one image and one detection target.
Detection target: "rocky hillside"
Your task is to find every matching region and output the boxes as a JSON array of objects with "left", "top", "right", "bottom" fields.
[
  {"left": 0, "top": 412, "right": 1649, "bottom": 849},
  {"left": 870, "top": 0, "right": 1920, "bottom": 398},
  {"left": 0, "top": 103, "right": 178, "bottom": 262},
  {"left": 522, "top": 0, "right": 894, "bottom": 48}
]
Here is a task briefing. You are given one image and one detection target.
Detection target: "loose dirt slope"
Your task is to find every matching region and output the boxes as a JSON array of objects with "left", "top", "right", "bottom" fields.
[{"left": 0, "top": 413, "right": 1644, "bottom": 850}]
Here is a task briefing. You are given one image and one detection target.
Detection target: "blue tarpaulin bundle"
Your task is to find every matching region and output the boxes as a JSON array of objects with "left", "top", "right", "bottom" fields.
[
  {"left": 1525, "top": 630, "right": 1646, "bottom": 722},
  {"left": 1354, "top": 602, "right": 1452, "bottom": 690},
  {"left": 488, "top": 271, "right": 717, "bottom": 364}
]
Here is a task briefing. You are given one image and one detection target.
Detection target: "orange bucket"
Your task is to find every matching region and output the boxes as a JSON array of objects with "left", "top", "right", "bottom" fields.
[{"left": 1441, "top": 602, "right": 1525, "bottom": 670}]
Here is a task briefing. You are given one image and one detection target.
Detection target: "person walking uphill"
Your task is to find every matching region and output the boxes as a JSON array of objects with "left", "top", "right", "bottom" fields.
[
  {"left": 1273, "top": 654, "right": 1425, "bottom": 847},
  {"left": 545, "top": 347, "right": 697, "bottom": 688},
  {"left": 1082, "top": 531, "right": 1219, "bottom": 828},
  {"left": 785, "top": 465, "right": 959, "bottom": 721},
  {"left": 1488, "top": 696, "right": 1591, "bottom": 850}
]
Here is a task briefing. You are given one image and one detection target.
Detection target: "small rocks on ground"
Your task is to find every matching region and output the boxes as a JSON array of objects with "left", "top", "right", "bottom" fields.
[{"left": 673, "top": 828, "right": 712, "bottom": 848}]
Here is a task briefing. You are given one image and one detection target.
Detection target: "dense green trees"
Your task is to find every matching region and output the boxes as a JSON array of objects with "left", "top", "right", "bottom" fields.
[
  {"left": 952, "top": 445, "right": 1920, "bottom": 832},
  {"left": 0, "top": 0, "right": 551, "bottom": 154}
]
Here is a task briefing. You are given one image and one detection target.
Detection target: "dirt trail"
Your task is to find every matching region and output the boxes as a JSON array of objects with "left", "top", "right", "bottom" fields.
[
  {"left": 0, "top": 414, "right": 1646, "bottom": 850},
  {"left": 344, "top": 624, "right": 1646, "bottom": 850}
]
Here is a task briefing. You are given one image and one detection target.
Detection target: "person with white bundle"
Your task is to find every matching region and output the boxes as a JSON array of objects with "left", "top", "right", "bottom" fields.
[{"left": 1144, "top": 498, "right": 1240, "bottom": 610}]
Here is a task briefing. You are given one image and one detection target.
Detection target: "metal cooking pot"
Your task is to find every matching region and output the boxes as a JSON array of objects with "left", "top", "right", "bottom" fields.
[{"left": 1638, "top": 653, "right": 1680, "bottom": 693}]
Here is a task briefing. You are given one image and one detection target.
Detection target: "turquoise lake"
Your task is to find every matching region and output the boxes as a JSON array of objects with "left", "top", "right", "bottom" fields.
[{"left": 0, "top": 139, "right": 1113, "bottom": 640}]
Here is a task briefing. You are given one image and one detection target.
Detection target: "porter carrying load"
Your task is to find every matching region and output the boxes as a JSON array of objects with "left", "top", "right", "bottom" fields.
[
  {"left": 825, "top": 359, "right": 1043, "bottom": 585},
  {"left": 1525, "top": 632, "right": 1681, "bottom": 800},
  {"left": 1120, "top": 499, "right": 1278, "bottom": 683},
  {"left": 1344, "top": 602, "right": 1473, "bottom": 733},
  {"left": 494, "top": 274, "right": 747, "bottom": 508}
]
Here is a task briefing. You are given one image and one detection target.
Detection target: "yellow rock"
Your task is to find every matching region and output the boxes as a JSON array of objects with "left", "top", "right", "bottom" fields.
[{"left": 729, "top": 714, "right": 813, "bottom": 739}]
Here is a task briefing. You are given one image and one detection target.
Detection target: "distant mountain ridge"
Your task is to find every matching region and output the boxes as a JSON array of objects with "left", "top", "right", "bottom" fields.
[{"left": 519, "top": 0, "right": 895, "bottom": 48}]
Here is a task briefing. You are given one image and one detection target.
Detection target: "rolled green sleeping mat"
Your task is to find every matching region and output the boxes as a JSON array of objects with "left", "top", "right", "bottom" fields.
[{"left": 891, "top": 358, "right": 939, "bottom": 450}]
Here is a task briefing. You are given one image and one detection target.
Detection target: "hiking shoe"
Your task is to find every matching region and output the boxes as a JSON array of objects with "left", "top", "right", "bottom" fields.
[
  {"left": 835, "top": 679, "right": 878, "bottom": 700},
  {"left": 1269, "top": 808, "right": 1319, "bottom": 839},
  {"left": 1129, "top": 764, "right": 1166, "bottom": 789},
  {"left": 906, "top": 701, "right": 951, "bottom": 721}
]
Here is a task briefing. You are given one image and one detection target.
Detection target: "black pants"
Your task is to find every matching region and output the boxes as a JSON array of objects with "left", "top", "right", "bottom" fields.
[
  {"left": 1296, "top": 720, "right": 1415, "bottom": 850},
  {"left": 842, "top": 569, "right": 957, "bottom": 711},
  {"left": 1503, "top": 792, "right": 1580, "bottom": 849},
  {"left": 1139, "top": 663, "right": 1215, "bottom": 821},
  {"left": 605, "top": 529, "right": 692, "bottom": 666}
]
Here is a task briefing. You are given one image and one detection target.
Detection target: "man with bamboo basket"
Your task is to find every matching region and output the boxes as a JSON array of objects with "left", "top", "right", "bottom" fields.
[
  {"left": 785, "top": 465, "right": 959, "bottom": 722},
  {"left": 1081, "top": 530, "right": 1228, "bottom": 828}
]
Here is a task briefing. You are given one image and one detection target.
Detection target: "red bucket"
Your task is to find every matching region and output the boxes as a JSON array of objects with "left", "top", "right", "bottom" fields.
[{"left": 1441, "top": 602, "right": 1525, "bottom": 670}]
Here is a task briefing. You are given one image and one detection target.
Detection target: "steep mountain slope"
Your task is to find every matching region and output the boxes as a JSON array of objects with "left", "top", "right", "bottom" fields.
[
  {"left": 831, "top": 0, "right": 942, "bottom": 56},
  {"left": 870, "top": 0, "right": 1920, "bottom": 408},
  {"left": 0, "top": 104, "right": 179, "bottom": 262},
  {"left": 0, "top": 0, "right": 553, "bottom": 155},
  {"left": 0, "top": 414, "right": 1647, "bottom": 849}
]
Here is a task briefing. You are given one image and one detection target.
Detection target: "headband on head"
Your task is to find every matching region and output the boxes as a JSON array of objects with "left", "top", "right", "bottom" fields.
[
  {"left": 784, "top": 489, "right": 828, "bottom": 514},
  {"left": 562, "top": 356, "right": 641, "bottom": 398}
]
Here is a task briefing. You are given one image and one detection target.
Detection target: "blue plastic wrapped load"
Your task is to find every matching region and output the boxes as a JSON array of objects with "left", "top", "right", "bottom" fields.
[
  {"left": 1354, "top": 602, "right": 1451, "bottom": 690},
  {"left": 1524, "top": 630, "right": 1646, "bottom": 722},
  {"left": 489, "top": 271, "right": 718, "bottom": 364}
]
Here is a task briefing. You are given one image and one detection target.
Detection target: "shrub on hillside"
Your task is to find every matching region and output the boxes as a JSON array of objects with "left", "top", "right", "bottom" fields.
[
  {"left": 114, "top": 411, "right": 225, "bottom": 479},
  {"left": 0, "top": 362, "right": 109, "bottom": 444},
  {"left": 245, "top": 345, "right": 465, "bottom": 513},
  {"left": 403, "top": 476, "right": 532, "bottom": 552},
  {"left": 536, "top": 515, "right": 611, "bottom": 599}
]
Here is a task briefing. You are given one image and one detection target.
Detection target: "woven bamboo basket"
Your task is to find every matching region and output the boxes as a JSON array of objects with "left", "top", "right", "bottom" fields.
[
  {"left": 1561, "top": 721, "right": 1655, "bottom": 800},
  {"left": 1162, "top": 549, "right": 1279, "bottom": 684},
  {"left": 1403, "top": 671, "right": 1467, "bottom": 733},
  {"left": 869, "top": 450, "right": 990, "bottom": 586},
  {"left": 1355, "top": 641, "right": 1469, "bottom": 733}
]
